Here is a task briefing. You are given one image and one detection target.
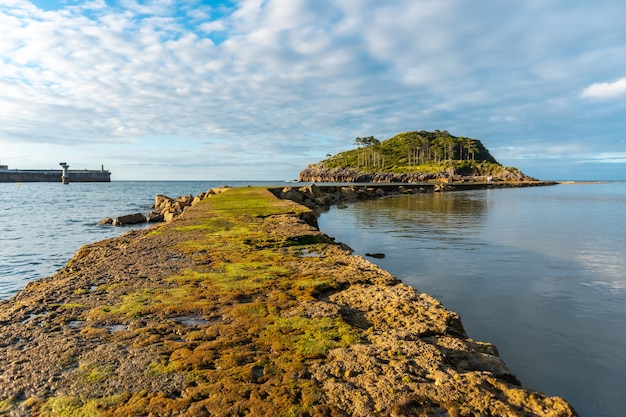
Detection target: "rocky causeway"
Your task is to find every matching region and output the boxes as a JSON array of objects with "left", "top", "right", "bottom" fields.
[{"left": 0, "top": 185, "right": 577, "bottom": 416}]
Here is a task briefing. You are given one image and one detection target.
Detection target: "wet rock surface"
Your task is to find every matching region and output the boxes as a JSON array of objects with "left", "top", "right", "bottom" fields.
[{"left": 0, "top": 187, "right": 577, "bottom": 416}]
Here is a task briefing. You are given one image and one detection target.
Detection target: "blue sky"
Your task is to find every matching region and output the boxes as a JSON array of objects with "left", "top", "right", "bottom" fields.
[{"left": 1, "top": 0, "right": 625, "bottom": 180}]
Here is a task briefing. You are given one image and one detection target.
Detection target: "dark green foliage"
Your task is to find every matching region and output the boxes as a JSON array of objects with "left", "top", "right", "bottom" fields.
[{"left": 324, "top": 130, "right": 499, "bottom": 172}]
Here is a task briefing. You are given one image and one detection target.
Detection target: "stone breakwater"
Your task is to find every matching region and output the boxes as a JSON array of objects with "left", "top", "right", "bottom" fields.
[
  {"left": 271, "top": 181, "right": 556, "bottom": 213},
  {"left": 100, "top": 182, "right": 555, "bottom": 227},
  {"left": 99, "top": 190, "right": 219, "bottom": 226},
  {"left": 0, "top": 187, "right": 576, "bottom": 416}
]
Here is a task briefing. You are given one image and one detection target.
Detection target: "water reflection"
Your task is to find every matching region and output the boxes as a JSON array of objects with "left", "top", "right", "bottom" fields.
[
  {"left": 350, "top": 191, "right": 487, "bottom": 229},
  {"left": 578, "top": 250, "right": 626, "bottom": 282},
  {"left": 318, "top": 185, "right": 626, "bottom": 417},
  {"left": 327, "top": 192, "right": 488, "bottom": 254}
]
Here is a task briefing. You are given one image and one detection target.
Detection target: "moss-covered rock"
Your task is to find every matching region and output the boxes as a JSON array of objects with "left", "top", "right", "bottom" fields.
[{"left": 0, "top": 187, "right": 576, "bottom": 416}]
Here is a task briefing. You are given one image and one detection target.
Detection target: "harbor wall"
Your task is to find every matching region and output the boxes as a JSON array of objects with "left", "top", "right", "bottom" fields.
[{"left": 0, "top": 169, "right": 110, "bottom": 183}]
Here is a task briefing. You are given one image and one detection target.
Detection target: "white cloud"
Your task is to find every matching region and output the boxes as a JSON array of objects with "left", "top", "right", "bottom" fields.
[
  {"left": 581, "top": 78, "right": 626, "bottom": 99},
  {"left": 199, "top": 20, "right": 225, "bottom": 33},
  {"left": 578, "top": 152, "right": 626, "bottom": 164},
  {"left": 1, "top": 0, "right": 626, "bottom": 179}
]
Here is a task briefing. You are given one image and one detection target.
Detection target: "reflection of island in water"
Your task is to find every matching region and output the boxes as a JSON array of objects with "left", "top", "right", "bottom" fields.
[{"left": 345, "top": 191, "right": 489, "bottom": 248}]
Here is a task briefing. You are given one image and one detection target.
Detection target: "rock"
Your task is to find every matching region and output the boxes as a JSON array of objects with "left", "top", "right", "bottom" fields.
[
  {"left": 302, "top": 199, "right": 317, "bottom": 209},
  {"left": 340, "top": 187, "right": 358, "bottom": 201},
  {"left": 314, "top": 195, "right": 332, "bottom": 207},
  {"left": 112, "top": 212, "right": 146, "bottom": 226},
  {"left": 155, "top": 194, "right": 173, "bottom": 211},
  {"left": 297, "top": 162, "right": 538, "bottom": 183},
  {"left": 105, "top": 190, "right": 216, "bottom": 228},
  {"left": 152, "top": 194, "right": 196, "bottom": 222},
  {"left": 365, "top": 253, "right": 385, "bottom": 259},
  {"left": 162, "top": 209, "right": 181, "bottom": 222},
  {"left": 279, "top": 187, "right": 304, "bottom": 203},
  {"left": 172, "top": 195, "right": 194, "bottom": 211},
  {"left": 298, "top": 184, "right": 323, "bottom": 199},
  {"left": 0, "top": 187, "right": 576, "bottom": 417},
  {"left": 145, "top": 211, "right": 164, "bottom": 223}
]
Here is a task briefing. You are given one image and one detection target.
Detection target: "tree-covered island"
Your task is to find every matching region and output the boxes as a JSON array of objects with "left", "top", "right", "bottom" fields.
[{"left": 299, "top": 130, "right": 536, "bottom": 183}]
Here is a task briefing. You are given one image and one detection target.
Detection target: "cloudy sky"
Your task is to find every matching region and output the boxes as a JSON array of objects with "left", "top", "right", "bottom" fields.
[{"left": 1, "top": 0, "right": 625, "bottom": 180}]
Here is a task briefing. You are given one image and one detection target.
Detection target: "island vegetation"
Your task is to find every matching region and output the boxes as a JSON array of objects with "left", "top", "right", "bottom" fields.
[{"left": 299, "top": 130, "right": 535, "bottom": 183}]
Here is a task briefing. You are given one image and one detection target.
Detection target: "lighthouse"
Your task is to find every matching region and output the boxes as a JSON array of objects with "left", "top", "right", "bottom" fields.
[{"left": 59, "top": 162, "right": 69, "bottom": 184}]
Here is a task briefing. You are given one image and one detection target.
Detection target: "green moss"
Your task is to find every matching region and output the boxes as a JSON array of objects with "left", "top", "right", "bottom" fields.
[
  {"left": 165, "top": 269, "right": 213, "bottom": 284},
  {"left": 113, "top": 291, "right": 156, "bottom": 318},
  {"left": 58, "top": 303, "right": 88, "bottom": 310},
  {"left": 146, "top": 225, "right": 167, "bottom": 236},
  {"left": 41, "top": 397, "right": 85, "bottom": 417},
  {"left": 290, "top": 275, "right": 337, "bottom": 295},
  {"left": 88, "top": 289, "right": 157, "bottom": 320},
  {"left": 175, "top": 217, "right": 235, "bottom": 233},
  {"left": 49, "top": 187, "right": 366, "bottom": 415},
  {"left": 209, "top": 262, "right": 291, "bottom": 292},
  {"left": 0, "top": 398, "right": 16, "bottom": 413},
  {"left": 260, "top": 315, "right": 360, "bottom": 359},
  {"left": 155, "top": 286, "right": 215, "bottom": 313},
  {"left": 176, "top": 222, "right": 260, "bottom": 255},
  {"left": 40, "top": 394, "right": 126, "bottom": 417},
  {"left": 204, "top": 187, "right": 310, "bottom": 218},
  {"left": 78, "top": 364, "right": 114, "bottom": 383},
  {"left": 148, "top": 359, "right": 185, "bottom": 375}
]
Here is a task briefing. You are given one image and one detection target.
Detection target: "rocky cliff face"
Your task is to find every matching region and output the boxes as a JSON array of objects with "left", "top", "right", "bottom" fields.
[
  {"left": 298, "top": 163, "right": 536, "bottom": 183},
  {"left": 0, "top": 187, "right": 576, "bottom": 416}
]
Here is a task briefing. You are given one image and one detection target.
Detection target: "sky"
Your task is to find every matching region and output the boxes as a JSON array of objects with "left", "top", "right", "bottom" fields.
[{"left": 1, "top": 0, "right": 625, "bottom": 181}]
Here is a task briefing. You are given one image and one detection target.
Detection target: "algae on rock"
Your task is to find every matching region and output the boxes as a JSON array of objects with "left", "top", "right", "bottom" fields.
[{"left": 0, "top": 187, "right": 577, "bottom": 416}]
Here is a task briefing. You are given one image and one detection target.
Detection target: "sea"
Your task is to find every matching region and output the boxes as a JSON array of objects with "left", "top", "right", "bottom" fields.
[
  {"left": 1, "top": 180, "right": 625, "bottom": 417},
  {"left": 318, "top": 182, "right": 626, "bottom": 417}
]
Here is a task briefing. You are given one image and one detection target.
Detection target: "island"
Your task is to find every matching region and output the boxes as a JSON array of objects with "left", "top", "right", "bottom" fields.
[
  {"left": 299, "top": 130, "right": 536, "bottom": 183},
  {"left": 0, "top": 186, "right": 577, "bottom": 416}
]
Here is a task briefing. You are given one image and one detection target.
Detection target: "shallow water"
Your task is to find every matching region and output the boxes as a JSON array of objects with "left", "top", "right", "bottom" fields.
[{"left": 318, "top": 182, "right": 626, "bottom": 417}]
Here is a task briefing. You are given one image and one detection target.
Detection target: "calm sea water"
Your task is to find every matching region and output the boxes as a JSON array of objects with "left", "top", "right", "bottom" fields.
[
  {"left": 318, "top": 182, "right": 626, "bottom": 417},
  {"left": 0, "top": 180, "right": 287, "bottom": 299},
  {"left": 1, "top": 181, "right": 625, "bottom": 417}
]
